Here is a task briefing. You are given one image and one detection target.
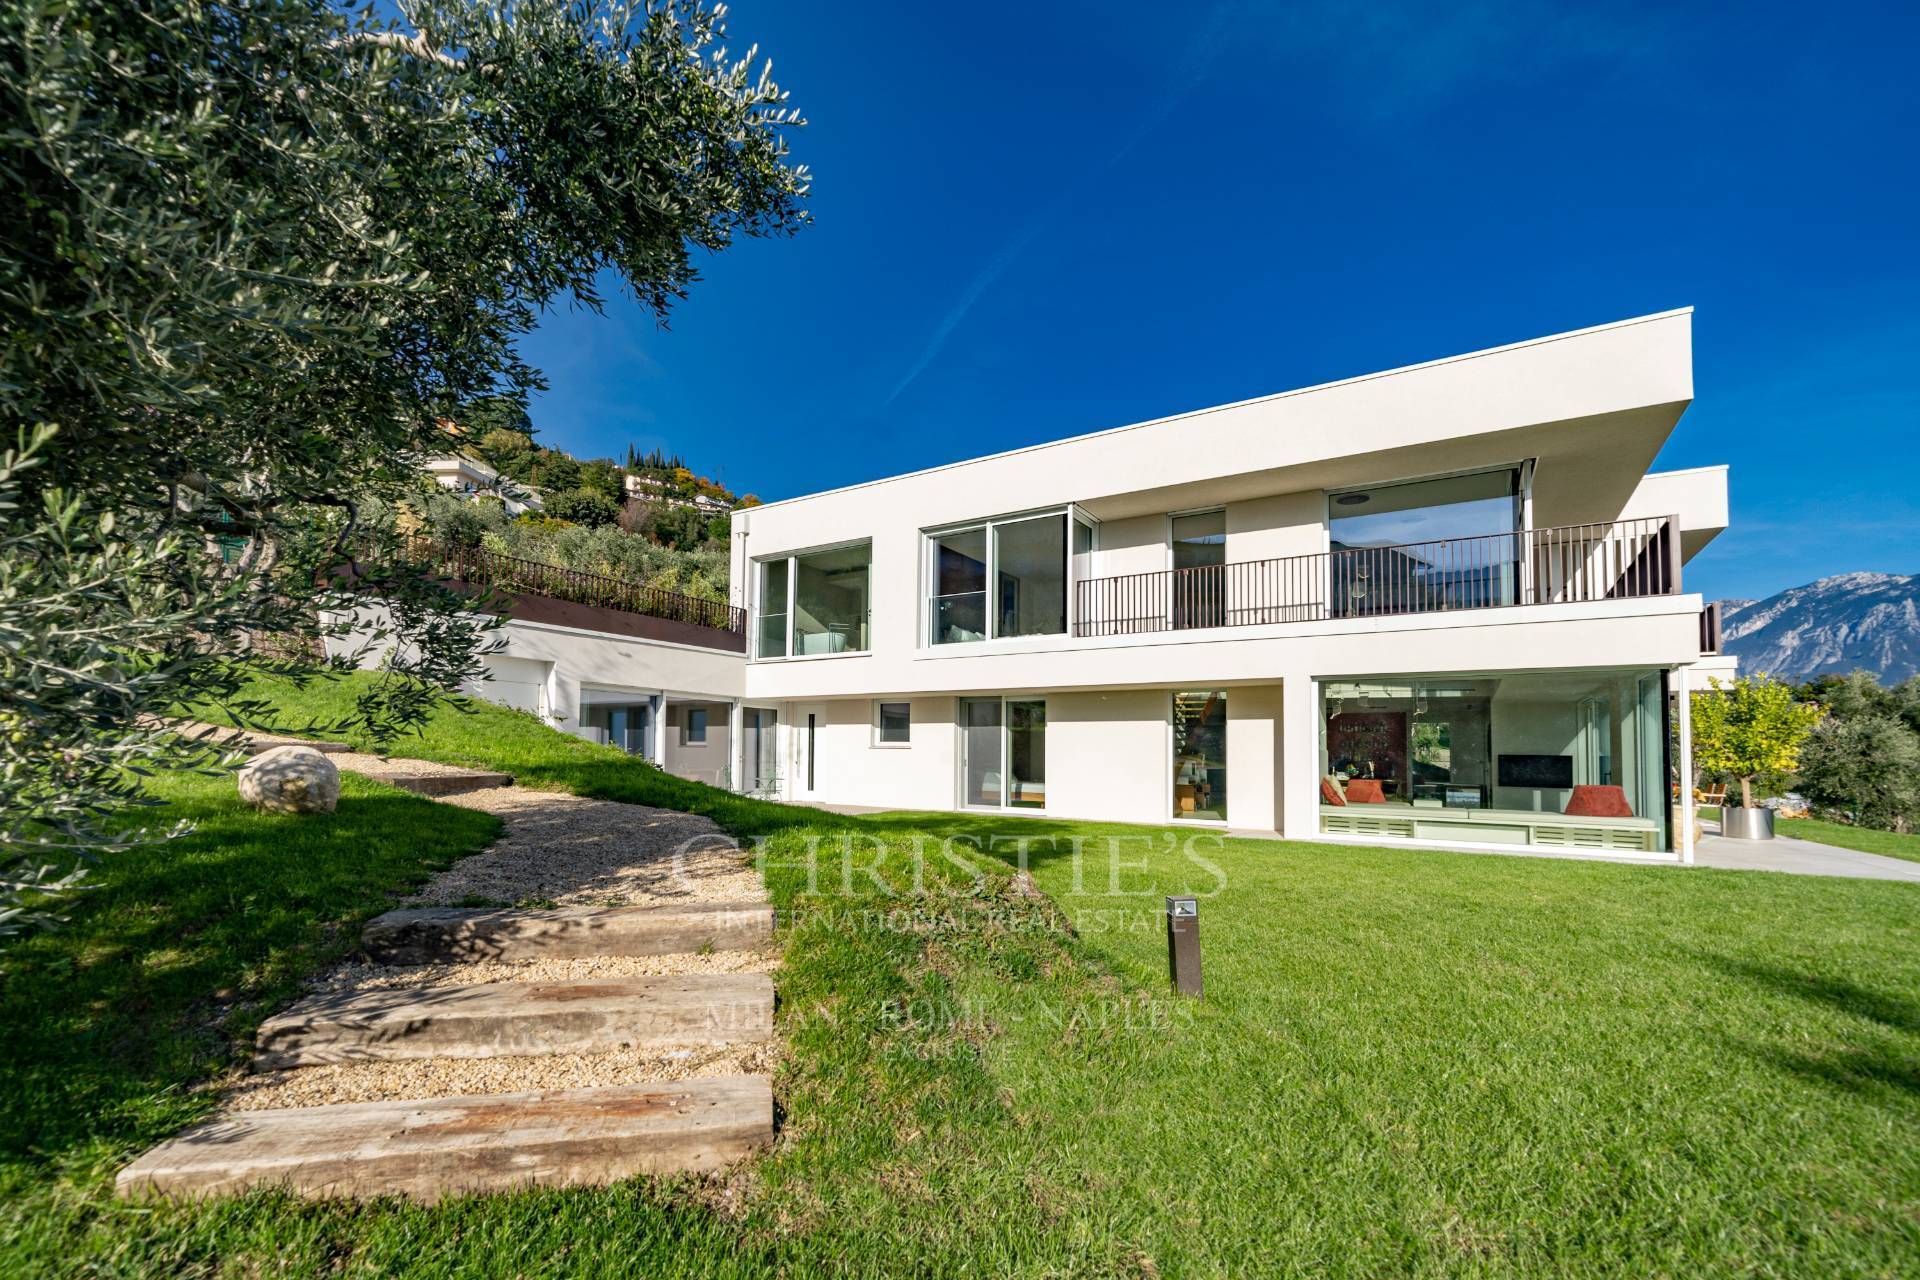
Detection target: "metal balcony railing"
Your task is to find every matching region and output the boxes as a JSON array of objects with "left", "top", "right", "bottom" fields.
[
  {"left": 400, "top": 536, "right": 745, "bottom": 635},
  {"left": 1073, "top": 515, "right": 1682, "bottom": 638}
]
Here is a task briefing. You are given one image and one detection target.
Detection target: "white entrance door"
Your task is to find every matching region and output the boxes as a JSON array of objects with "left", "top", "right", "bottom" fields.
[{"left": 791, "top": 703, "right": 828, "bottom": 802}]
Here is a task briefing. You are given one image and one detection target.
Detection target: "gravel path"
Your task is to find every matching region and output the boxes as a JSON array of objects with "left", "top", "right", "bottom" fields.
[
  {"left": 420, "top": 785, "right": 765, "bottom": 908},
  {"left": 214, "top": 750, "right": 775, "bottom": 1112},
  {"left": 226, "top": 1041, "right": 781, "bottom": 1111}
]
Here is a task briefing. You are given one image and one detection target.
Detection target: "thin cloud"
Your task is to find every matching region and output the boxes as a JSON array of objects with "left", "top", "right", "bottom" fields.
[{"left": 880, "top": 4, "right": 1237, "bottom": 409}]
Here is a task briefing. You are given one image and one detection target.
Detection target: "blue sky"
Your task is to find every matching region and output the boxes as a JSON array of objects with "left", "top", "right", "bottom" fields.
[{"left": 518, "top": 0, "right": 1919, "bottom": 604}]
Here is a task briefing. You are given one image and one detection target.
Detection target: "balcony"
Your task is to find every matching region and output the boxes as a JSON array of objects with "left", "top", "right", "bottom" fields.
[
  {"left": 399, "top": 537, "right": 746, "bottom": 650},
  {"left": 1073, "top": 516, "right": 1681, "bottom": 638}
]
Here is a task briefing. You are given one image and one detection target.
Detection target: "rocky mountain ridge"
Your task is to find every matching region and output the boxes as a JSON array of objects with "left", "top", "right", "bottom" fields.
[{"left": 1714, "top": 572, "right": 1920, "bottom": 683}]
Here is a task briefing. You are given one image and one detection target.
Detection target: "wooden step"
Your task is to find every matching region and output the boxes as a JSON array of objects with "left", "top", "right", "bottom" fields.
[
  {"left": 381, "top": 770, "right": 514, "bottom": 797},
  {"left": 116, "top": 1076, "right": 773, "bottom": 1202},
  {"left": 254, "top": 974, "right": 773, "bottom": 1070},
  {"left": 363, "top": 903, "right": 774, "bottom": 964}
]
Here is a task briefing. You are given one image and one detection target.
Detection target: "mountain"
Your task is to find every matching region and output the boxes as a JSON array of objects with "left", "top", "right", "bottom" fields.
[{"left": 1715, "top": 572, "right": 1920, "bottom": 683}]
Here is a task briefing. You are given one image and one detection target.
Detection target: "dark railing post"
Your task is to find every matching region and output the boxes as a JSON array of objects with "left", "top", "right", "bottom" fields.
[{"left": 1664, "top": 513, "right": 1683, "bottom": 595}]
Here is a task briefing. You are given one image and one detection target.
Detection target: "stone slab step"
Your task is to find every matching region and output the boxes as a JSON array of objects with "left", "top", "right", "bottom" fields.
[
  {"left": 363, "top": 902, "right": 774, "bottom": 964},
  {"left": 381, "top": 770, "right": 514, "bottom": 797},
  {"left": 255, "top": 974, "right": 773, "bottom": 1070},
  {"left": 116, "top": 1076, "right": 773, "bottom": 1203}
]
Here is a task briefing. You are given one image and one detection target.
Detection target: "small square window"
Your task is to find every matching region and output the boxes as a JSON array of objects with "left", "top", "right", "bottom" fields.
[
  {"left": 875, "top": 702, "right": 911, "bottom": 746},
  {"left": 685, "top": 708, "right": 708, "bottom": 745}
]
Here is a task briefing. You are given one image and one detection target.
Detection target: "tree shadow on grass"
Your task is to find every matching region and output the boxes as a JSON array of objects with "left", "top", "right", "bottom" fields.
[
  {"left": 1695, "top": 951, "right": 1920, "bottom": 1103},
  {"left": 1694, "top": 952, "right": 1920, "bottom": 1035}
]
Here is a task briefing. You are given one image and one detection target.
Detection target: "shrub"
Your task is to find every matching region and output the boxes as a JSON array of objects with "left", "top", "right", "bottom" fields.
[
  {"left": 545, "top": 489, "right": 622, "bottom": 528},
  {"left": 1796, "top": 713, "right": 1920, "bottom": 832}
]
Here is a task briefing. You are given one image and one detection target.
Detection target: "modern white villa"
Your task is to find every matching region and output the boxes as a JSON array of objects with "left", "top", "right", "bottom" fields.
[
  {"left": 724, "top": 308, "right": 1730, "bottom": 861},
  {"left": 407, "top": 309, "right": 1731, "bottom": 863}
]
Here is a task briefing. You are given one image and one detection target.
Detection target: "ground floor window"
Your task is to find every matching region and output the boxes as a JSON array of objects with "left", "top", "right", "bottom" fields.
[
  {"left": 1318, "top": 670, "right": 1669, "bottom": 851},
  {"left": 960, "top": 697, "right": 1047, "bottom": 809},
  {"left": 1173, "top": 690, "right": 1227, "bottom": 821},
  {"left": 583, "top": 702, "right": 652, "bottom": 757}
]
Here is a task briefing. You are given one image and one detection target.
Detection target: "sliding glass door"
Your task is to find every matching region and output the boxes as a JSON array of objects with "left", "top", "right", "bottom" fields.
[{"left": 960, "top": 697, "right": 1047, "bottom": 809}]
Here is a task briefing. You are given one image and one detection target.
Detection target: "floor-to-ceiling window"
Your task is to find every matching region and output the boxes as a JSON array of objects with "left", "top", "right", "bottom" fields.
[
  {"left": 1317, "top": 670, "right": 1670, "bottom": 851},
  {"left": 1170, "top": 510, "right": 1226, "bottom": 629},
  {"left": 960, "top": 697, "right": 1047, "bottom": 809},
  {"left": 927, "top": 512, "right": 1068, "bottom": 645},
  {"left": 1328, "top": 469, "right": 1521, "bottom": 616},
  {"left": 753, "top": 542, "right": 871, "bottom": 658},
  {"left": 1173, "top": 690, "right": 1227, "bottom": 821},
  {"left": 755, "top": 559, "right": 789, "bottom": 658},
  {"left": 742, "top": 708, "right": 779, "bottom": 796}
]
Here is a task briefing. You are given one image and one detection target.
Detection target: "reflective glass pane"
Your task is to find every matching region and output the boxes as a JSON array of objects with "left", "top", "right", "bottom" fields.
[
  {"left": 995, "top": 515, "right": 1067, "bottom": 638},
  {"left": 931, "top": 527, "right": 988, "bottom": 645},
  {"left": 961, "top": 697, "right": 1003, "bottom": 807},
  {"left": 794, "top": 542, "right": 870, "bottom": 654},
  {"left": 1007, "top": 700, "right": 1047, "bottom": 808},
  {"left": 756, "top": 559, "right": 789, "bottom": 658}
]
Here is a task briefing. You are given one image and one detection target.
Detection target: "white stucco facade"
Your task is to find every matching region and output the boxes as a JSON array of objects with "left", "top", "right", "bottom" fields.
[{"left": 729, "top": 309, "right": 1730, "bottom": 858}]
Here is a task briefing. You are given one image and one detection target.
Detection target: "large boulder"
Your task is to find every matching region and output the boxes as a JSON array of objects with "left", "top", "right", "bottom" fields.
[{"left": 238, "top": 745, "right": 341, "bottom": 815}]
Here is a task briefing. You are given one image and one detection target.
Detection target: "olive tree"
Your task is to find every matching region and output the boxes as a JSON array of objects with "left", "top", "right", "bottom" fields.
[{"left": 0, "top": 0, "right": 807, "bottom": 932}]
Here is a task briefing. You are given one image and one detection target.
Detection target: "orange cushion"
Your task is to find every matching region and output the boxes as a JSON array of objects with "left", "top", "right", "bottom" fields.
[
  {"left": 1346, "top": 779, "right": 1386, "bottom": 804},
  {"left": 1320, "top": 776, "right": 1346, "bottom": 806},
  {"left": 1564, "top": 784, "right": 1633, "bottom": 818}
]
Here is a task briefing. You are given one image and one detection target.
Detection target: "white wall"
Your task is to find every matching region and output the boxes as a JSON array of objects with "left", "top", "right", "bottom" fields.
[
  {"left": 786, "top": 696, "right": 960, "bottom": 811},
  {"left": 325, "top": 608, "right": 744, "bottom": 737},
  {"left": 1045, "top": 689, "right": 1176, "bottom": 824}
]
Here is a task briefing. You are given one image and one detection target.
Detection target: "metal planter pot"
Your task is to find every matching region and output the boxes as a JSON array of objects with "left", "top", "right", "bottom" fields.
[{"left": 1721, "top": 806, "right": 1776, "bottom": 841}]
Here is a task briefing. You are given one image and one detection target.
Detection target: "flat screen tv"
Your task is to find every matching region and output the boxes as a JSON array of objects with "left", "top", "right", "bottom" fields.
[{"left": 1498, "top": 754, "right": 1574, "bottom": 789}]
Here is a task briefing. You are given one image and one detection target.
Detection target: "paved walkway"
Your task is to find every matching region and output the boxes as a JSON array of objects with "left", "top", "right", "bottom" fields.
[{"left": 1692, "top": 821, "right": 1920, "bottom": 882}]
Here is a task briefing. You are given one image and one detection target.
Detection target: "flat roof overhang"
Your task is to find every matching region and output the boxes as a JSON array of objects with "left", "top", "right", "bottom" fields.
[{"left": 1078, "top": 401, "right": 1689, "bottom": 527}]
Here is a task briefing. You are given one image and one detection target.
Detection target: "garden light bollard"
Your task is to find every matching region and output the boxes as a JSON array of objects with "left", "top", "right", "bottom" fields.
[{"left": 1166, "top": 896, "right": 1202, "bottom": 998}]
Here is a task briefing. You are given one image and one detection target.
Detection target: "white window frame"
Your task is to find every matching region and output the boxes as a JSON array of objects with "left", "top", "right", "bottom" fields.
[
  {"left": 955, "top": 695, "right": 1049, "bottom": 812},
  {"left": 872, "top": 700, "right": 912, "bottom": 748},
  {"left": 922, "top": 506, "right": 1085, "bottom": 648},
  {"left": 1165, "top": 505, "right": 1227, "bottom": 572},
  {"left": 751, "top": 538, "right": 873, "bottom": 662},
  {"left": 683, "top": 706, "right": 709, "bottom": 746}
]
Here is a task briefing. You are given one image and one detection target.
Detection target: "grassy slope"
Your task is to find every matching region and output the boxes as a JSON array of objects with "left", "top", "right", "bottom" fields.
[{"left": 4, "top": 672, "right": 1915, "bottom": 1277}]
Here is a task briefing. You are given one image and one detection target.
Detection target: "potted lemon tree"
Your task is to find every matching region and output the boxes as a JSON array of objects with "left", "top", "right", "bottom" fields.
[{"left": 1691, "top": 676, "right": 1822, "bottom": 840}]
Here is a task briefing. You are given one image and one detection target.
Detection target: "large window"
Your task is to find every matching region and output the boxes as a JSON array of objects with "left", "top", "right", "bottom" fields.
[
  {"left": 928, "top": 512, "right": 1070, "bottom": 645},
  {"left": 1317, "top": 670, "right": 1669, "bottom": 850},
  {"left": 755, "top": 542, "right": 871, "bottom": 658},
  {"left": 1173, "top": 691, "right": 1227, "bottom": 821},
  {"left": 1328, "top": 469, "right": 1522, "bottom": 616},
  {"left": 960, "top": 696, "right": 1046, "bottom": 809}
]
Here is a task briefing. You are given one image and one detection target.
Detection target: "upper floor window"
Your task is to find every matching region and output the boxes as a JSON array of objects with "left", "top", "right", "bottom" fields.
[
  {"left": 927, "top": 511, "right": 1076, "bottom": 645},
  {"left": 1328, "top": 468, "right": 1520, "bottom": 552},
  {"left": 755, "top": 541, "right": 872, "bottom": 658}
]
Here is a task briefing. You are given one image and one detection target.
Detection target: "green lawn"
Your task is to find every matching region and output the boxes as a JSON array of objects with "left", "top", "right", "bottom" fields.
[{"left": 4, "top": 672, "right": 1917, "bottom": 1277}]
